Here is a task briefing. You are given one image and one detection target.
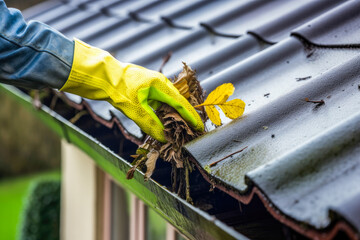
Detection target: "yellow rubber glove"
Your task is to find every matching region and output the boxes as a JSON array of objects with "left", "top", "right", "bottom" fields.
[{"left": 60, "top": 39, "right": 204, "bottom": 142}]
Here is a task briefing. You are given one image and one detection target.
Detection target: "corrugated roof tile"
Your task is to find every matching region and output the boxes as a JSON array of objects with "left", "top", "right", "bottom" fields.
[
  {"left": 330, "top": 191, "right": 360, "bottom": 232},
  {"left": 130, "top": 28, "right": 238, "bottom": 74},
  {"left": 292, "top": 0, "right": 360, "bottom": 46},
  {"left": 200, "top": 0, "right": 325, "bottom": 39},
  {"left": 22, "top": 0, "right": 63, "bottom": 19},
  {"left": 161, "top": 1, "right": 236, "bottom": 29},
  {"left": 249, "top": 0, "right": 341, "bottom": 43},
  {"left": 200, "top": 37, "right": 360, "bottom": 120},
  {"left": 186, "top": 49, "right": 360, "bottom": 234},
  {"left": 22, "top": 1, "right": 360, "bottom": 239},
  {"left": 30, "top": 3, "right": 79, "bottom": 24}
]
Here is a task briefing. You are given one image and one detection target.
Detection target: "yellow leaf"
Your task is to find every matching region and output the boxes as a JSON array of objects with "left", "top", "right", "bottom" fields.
[
  {"left": 205, "top": 105, "right": 221, "bottom": 126},
  {"left": 202, "top": 83, "right": 234, "bottom": 106},
  {"left": 218, "top": 99, "right": 245, "bottom": 119},
  {"left": 195, "top": 83, "right": 245, "bottom": 125}
]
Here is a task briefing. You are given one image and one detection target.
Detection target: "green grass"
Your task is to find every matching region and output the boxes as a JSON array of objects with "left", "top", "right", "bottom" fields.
[{"left": 0, "top": 171, "right": 60, "bottom": 240}]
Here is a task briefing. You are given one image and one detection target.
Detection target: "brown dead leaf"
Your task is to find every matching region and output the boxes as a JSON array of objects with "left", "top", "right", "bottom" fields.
[
  {"left": 173, "top": 77, "right": 190, "bottom": 99},
  {"left": 172, "top": 62, "right": 207, "bottom": 123},
  {"left": 173, "top": 62, "right": 197, "bottom": 99},
  {"left": 127, "top": 148, "right": 150, "bottom": 179},
  {"left": 145, "top": 150, "right": 160, "bottom": 181},
  {"left": 126, "top": 166, "right": 136, "bottom": 180}
]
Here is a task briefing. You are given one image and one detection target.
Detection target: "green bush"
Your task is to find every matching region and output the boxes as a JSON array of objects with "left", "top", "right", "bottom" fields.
[
  {"left": 19, "top": 180, "right": 61, "bottom": 240},
  {"left": 0, "top": 93, "right": 60, "bottom": 178}
]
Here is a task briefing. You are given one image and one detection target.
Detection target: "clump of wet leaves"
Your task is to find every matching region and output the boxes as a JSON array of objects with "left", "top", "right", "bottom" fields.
[{"left": 127, "top": 63, "right": 207, "bottom": 203}]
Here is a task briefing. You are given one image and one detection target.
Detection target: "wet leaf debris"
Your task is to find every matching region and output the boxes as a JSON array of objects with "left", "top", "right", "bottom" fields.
[
  {"left": 127, "top": 63, "right": 245, "bottom": 203},
  {"left": 127, "top": 63, "right": 207, "bottom": 203}
]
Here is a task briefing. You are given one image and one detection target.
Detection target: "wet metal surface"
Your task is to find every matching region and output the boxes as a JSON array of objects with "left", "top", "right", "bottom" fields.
[{"left": 22, "top": 1, "right": 360, "bottom": 239}]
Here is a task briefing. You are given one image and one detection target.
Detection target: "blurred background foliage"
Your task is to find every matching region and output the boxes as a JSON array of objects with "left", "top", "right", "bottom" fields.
[
  {"left": 0, "top": 171, "right": 60, "bottom": 240},
  {"left": 19, "top": 179, "right": 61, "bottom": 240},
  {"left": 0, "top": 92, "right": 61, "bottom": 178},
  {"left": 1, "top": 2, "right": 60, "bottom": 238}
]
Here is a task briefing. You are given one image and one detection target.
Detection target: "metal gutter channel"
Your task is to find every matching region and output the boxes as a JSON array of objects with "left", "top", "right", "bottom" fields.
[{"left": 0, "top": 84, "right": 247, "bottom": 240}]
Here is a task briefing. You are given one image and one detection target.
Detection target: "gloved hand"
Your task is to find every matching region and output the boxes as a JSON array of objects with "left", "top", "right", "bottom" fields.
[{"left": 60, "top": 39, "right": 204, "bottom": 142}]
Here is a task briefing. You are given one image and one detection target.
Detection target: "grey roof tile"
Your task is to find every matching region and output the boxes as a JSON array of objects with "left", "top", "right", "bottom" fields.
[
  {"left": 86, "top": 99, "right": 143, "bottom": 138},
  {"left": 84, "top": 99, "right": 113, "bottom": 121},
  {"left": 292, "top": 0, "right": 360, "bottom": 46},
  {"left": 30, "top": 4, "right": 79, "bottom": 24},
  {"left": 186, "top": 43, "right": 360, "bottom": 230},
  {"left": 63, "top": 92, "right": 82, "bottom": 104},
  {"left": 22, "top": 0, "right": 63, "bottom": 19},
  {"left": 50, "top": 9, "right": 103, "bottom": 33},
  {"left": 24, "top": 1, "right": 360, "bottom": 238},
  {"left": 163, "top": 34, "right": 269, "bottom": 80},
  {"left": 97, "top": 22, "right": 191, "bottom": 60},
  {"left": 200, "top": 0, "right": 325, "bottom": 39},
  {"left": 71, "top": 17, "right": 133, "bottom": 43},
  {"left": 249, "top": 0, "right": 341, "bottom": 43},
  {"left": 124, "top": 0, "right": 188, "bottom": 22},
  {"left": 161, "top": 1, "right": 237, "bottom": 29},
  {"left": 103, "top": 0, "right": 160, "bottom": 19},
  {"left": 330, "top": 191, "right": 360, "bottom": 232},
  {"left": 109, "top": 108, "right": 143, "bottom": 138},
  {"left": 200, "top": 37, "right": 360, "bottom": 122},
  {"left": 248, "top": 107, "right": 360, "bottom": 229},
  {"left": 129, "top": 28, "right": 238, "bottom": 74}
]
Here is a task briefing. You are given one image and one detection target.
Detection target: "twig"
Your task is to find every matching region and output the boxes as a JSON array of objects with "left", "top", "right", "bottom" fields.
[
  {"left": 296, "top": 76, "right": 311, "bottom": 81},
  {"left": 304, "top": 98, "right": 325, "bottom": 105},
  {"left": 209, "top": 146, "right": 248, "bottom": 167},
  {"left": 126, "top": 156, "right": 147, "bottom": 180},
  {"left": 306, "top": 51, "right": 314, "bottom": 58},
  {"left": 50, "top": 94, "right": 59, "bottom": 110},
  {"left": 171, "top": 161, "right": 177, "bottom": 192},
  {"left": 177, "top": 169, "right": 184, "bottom": 196},
  {"left": 118, "top": 137, "right": 124, "bottom": 156},
  {"left": 158, "top": 51, "right": 172, "bottom": 73},
  {"left": 185, "top": 159, "right": 193, "bottom": 204},
  {"left": 69, "top": 110, "right": 88, "bottom": 124},
  {"left": 32, "top": 90, "right": 42, "bottom": 109}
]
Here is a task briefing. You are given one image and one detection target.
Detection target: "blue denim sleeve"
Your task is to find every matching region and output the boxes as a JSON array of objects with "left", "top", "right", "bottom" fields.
[{"left": 0, "top": 0, "right": 74, "bottom": 89}]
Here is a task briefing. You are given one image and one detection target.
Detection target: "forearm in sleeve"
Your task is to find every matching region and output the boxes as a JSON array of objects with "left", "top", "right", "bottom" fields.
[{"left": 0, "top": 0, "right": 74, "bottom": 89}]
